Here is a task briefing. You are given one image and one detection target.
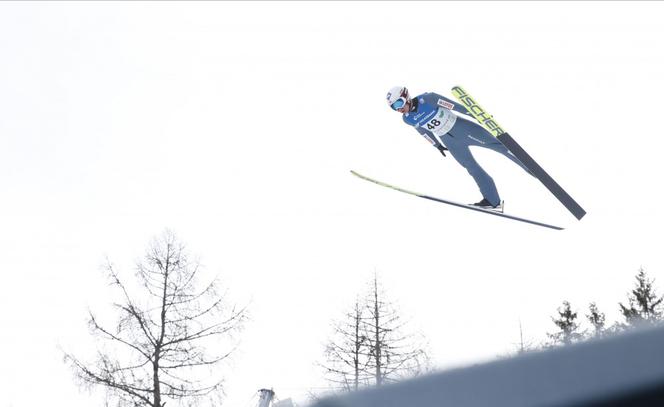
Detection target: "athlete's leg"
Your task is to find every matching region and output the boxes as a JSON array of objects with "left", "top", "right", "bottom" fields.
[
  {"left": 453, "top": 118, "right": 534, "bottom": 176},
  {"left": 485, "top": 140, "right": 535, "bottom": 176},
  {"left": 443, "top": 134, "right": 501, "bottom": 207}
]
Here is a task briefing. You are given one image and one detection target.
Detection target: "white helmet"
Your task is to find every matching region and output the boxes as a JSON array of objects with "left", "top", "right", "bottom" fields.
[{"left": 386, "top": 86, "right": 409, "bottom": 110}]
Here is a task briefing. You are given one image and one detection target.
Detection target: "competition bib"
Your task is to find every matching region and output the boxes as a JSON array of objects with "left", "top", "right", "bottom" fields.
[{"left": 423, "top": 107, "right": 456, "bottom": 138}]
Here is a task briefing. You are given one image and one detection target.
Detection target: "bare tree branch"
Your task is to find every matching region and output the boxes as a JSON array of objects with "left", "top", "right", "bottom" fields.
[
  {"left": 321, "top": 274, "right": 429, "bottom": 394},
  {"left": 64, "top": 231, "right": 246, "bottom": 407}
]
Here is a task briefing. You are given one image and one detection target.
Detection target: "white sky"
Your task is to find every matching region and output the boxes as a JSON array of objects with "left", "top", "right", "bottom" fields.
[{"left": 1, "top": 2, "right": 664, "bottom": 406}]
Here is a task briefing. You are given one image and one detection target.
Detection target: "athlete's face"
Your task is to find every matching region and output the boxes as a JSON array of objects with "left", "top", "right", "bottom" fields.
[{"left": 395, "top": 98, "right": 411, "bottom": 113}]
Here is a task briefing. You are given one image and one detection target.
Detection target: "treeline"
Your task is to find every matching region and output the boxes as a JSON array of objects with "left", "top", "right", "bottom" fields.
[
  {"left": 63, "top": 231, "right": 662, "bottom": 406},
  {"left": 544, "top": 267, "right": 663, "bottom": 349}
]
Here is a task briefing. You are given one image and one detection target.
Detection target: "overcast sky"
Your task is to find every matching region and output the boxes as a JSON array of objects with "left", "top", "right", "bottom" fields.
[{"left": 2, "top": 2, "right": 664, "bottom": 407}]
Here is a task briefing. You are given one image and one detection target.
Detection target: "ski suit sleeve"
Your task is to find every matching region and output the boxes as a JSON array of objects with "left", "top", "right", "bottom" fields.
[
  {"left": 427, "top": 92, "right": 472, "bottom": 116},
  {"left": 415, "top": 126, "right": 437, "bottom": 146},
  {"left": 415, "top": 126, "right": 448, "bottom": 157}
]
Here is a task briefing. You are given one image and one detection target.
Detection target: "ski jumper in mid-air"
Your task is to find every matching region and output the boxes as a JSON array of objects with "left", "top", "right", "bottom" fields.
[{"left": 386, "top": 86, "right": 533, "bottom": 211}]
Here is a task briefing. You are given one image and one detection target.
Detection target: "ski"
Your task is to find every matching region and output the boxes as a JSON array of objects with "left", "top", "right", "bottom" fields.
[
  {"left": 351, "top": 170, "right": 564, "bottom": 230},
  {"left": 450, "top": 86, "right": 586, "bottom": 220}
]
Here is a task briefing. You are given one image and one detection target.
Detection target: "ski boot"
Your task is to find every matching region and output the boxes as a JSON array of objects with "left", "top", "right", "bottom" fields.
[{"left": 471, "top": 198, "right": 504, "bottom": 213}]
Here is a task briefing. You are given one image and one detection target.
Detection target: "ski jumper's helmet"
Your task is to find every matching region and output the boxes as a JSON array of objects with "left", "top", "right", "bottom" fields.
[{"left": 386, "top": 86, "right": 409, "bottom": 110}]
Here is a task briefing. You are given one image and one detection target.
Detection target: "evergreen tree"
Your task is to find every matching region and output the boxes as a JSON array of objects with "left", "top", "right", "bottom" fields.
[
  {"left": 618, "top": 267, "right": 663, "bottom": 329},
  {"left": 586, "top": 302, "right": 606, "bottom": 339},
  {"left": 547, "top": 301, "right": 583, "bottom": 346}
]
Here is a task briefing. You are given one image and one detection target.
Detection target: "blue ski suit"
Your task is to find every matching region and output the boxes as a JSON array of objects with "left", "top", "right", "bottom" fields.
[{"left": 402, "top": 92, "right": 532, "bottom": 206}]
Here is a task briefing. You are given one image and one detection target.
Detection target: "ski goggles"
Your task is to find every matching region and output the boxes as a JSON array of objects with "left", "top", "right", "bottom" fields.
[{"left": 390, "top": 98, "right": 407, "bottom": 110}]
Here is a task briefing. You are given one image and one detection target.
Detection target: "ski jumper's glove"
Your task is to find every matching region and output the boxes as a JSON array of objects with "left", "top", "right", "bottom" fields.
[{"left": 437, "top": 145, "right": 448, "bottom": 157}]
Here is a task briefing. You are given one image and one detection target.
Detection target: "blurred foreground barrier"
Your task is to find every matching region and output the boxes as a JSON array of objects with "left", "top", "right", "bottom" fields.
[{"left": 311, "top": 325, "right": 664, "bottom": 407}]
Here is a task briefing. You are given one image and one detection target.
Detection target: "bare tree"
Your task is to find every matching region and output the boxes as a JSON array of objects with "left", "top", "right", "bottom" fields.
[
  {"left": 514, "top": 319, "right": 537, "bottom": 354},
  {"left": 64, "top": 231, "right": 247, "bottom": 407},
  {"left": 320, "top": 274, "right": 428, "bottom": 393},
  {"left": 363, "top": 274, "right": 429, "bottom": 386},
  {"left": 320, "top": 299, "right": 370, "bottom": 392}
]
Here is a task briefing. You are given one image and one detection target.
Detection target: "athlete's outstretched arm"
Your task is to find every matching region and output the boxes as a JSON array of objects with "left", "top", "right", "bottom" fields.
[{"left": 416, "top": 127, "right": 448, "bottom": 157}]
